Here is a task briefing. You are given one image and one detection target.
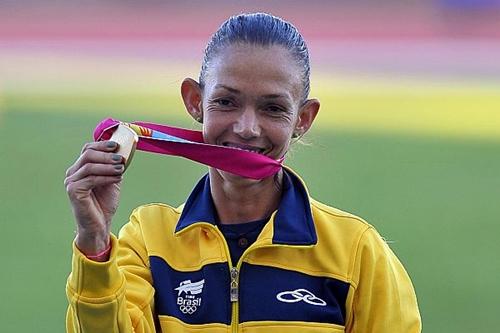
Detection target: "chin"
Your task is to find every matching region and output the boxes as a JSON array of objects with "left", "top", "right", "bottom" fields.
[{"left": 211, "top": 168, "right": 264, "bottom": 185}]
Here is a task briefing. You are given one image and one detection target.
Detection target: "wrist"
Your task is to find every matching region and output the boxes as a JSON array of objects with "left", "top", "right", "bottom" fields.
[
  {"left": 84, "top": 242, "right": 112, "bottom": 262},
  {"left": 75, "top": 228, "right": 110, "bottom": 256}
]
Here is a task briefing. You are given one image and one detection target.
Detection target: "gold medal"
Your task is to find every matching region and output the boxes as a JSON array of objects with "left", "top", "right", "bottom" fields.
[{"left": 109, "top": 124, "right": 138, "bottom": 171}]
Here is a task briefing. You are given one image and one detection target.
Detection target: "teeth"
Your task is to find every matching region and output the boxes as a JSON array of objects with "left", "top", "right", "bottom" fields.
[{"left": 224, "top": 143, "right": 263, "bottom": 154}]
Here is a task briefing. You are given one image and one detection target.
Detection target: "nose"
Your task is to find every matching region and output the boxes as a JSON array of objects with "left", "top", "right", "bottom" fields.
[{"left": 233, "top": 107, "right": 261, "bottom": 140}]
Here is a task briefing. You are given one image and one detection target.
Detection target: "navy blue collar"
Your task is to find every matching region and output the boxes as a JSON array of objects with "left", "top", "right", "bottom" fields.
[{"left": 176, "top": 169, "right": 317, "bottom": 246}]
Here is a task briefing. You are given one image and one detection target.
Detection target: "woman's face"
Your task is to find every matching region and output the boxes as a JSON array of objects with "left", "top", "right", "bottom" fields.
[
  {"left": 202, "top": 44, "right": 305, "bottom": 159},
  {"left": 182, "top": 43, "right": 319, "bottom": 182}
]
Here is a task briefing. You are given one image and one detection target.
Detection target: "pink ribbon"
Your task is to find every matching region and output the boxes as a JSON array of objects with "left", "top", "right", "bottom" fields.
[{"left": 94, "top": 118, "right": 284, "bottom": 180}]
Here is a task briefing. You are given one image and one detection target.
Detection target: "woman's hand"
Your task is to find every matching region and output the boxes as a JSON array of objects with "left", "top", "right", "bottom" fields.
[{"left": 64, "top": 141, "right": 125, "bottom": 255}]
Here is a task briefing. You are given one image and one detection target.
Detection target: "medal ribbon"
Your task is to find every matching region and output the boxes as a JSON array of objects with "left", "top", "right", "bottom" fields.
[{"left": 94, "top": 118, "right": 284, "bottom": 179}]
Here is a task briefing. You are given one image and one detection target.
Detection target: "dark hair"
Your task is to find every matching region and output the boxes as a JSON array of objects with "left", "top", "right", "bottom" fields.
[{"left": 199, "top": 12, "right": 311, "bottom": 102}]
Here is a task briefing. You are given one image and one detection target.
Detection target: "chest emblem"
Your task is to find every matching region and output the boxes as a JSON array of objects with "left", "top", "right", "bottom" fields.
[
  {"left": 174, "top": 279, "right": 205, "bottom": 314},
  {"left": 276, "top": 288, "right": 327, "bottom": 306}
]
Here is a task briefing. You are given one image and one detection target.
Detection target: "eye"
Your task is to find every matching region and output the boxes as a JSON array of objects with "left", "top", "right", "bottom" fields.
[
  {"left": 264, "top": 104, "right": 286, "bottom": 114},
  {"left": 215, "top": 98, "right": 235, "bottom": 107}
]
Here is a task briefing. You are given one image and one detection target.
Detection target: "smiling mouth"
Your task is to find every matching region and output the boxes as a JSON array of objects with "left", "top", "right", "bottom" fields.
[{"left": 222, "top": 142, "right": 267, "bottom": 155}]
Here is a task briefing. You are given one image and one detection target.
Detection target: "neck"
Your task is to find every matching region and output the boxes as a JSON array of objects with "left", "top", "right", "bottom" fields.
[{"left": 209, "top": 168, "right": 283, "bottom": 225}]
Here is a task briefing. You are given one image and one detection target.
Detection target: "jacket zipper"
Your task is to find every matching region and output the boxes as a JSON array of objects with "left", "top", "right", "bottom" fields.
[
  {"left": 228, "top": 243, "right": 274, "bottom": 332},
  {"left": 230, "top": 267, "right": 239, "bottom": 333},
  {"left": 211, "top": 227, "right": 240, "bottom": 333},
  {"left": 230, "top": 267, "right": 239, "bottom": 302},
  {"left": 211, "top": 226, "right": 269, "bottom": 333}
]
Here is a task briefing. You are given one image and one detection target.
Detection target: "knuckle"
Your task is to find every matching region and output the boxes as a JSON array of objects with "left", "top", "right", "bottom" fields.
[
  {"left": 81, "top": 149, "right": 105, "bottom": 165},
  {"left": 87, "top": 175, "right": 98, "bottom": 184},
  {"left": 80, "top": 149, "right": 92, "bottom": 161},
  {"left": 66, "top": 182, "right": 75, "bottom": 194},
  {"left": 81, "top": 163, "right": 92, "bottom": 174},
  {"left": 80, "top": 142, "right": 92, "bottom": 154}
]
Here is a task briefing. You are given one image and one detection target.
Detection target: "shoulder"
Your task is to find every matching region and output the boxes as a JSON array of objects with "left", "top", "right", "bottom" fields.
[
  {"left": 303, "top": 198, "right": 394, "bottom": 283},
  {"left": 127, "top": 202, "right": 183, "bottom": 231},
  {"left": 117, "top": 202, "right": 185, "bottom": 251},
  {"left": 311, "top": 198, "right": 369, "bottom": 225},
  {"left": 309, "top": 198, "right": 405, "bottom": 282},
  {"left": 310, "top": 198, "right": 390, "bottom": 254},
  {"left": 309, "top": 198, "right": 393, "bottom": 256},
  {"left": 310, "top": 198, "right": 373, "bottom": 240},
  {"left": 131, "top": 202, "right": 183, "bottom": 217}
]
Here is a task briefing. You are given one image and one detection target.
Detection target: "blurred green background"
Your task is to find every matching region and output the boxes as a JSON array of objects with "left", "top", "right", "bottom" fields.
[{"left": 1, "top": 1, "right": 499, "bottom": 332}]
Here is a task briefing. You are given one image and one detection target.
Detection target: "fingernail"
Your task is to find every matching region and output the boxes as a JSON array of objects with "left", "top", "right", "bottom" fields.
[
  {"left": 114, "top": 164, "right": 124, "bottom": 170},
  {"left": 107, "top": 141, "right": 117, "bottom": 148},
  {"left": 112, "top": 154, "right": 122, "bottom": 162}
]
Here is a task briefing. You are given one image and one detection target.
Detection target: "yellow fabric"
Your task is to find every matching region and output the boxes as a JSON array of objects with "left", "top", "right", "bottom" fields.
[
  {"left": 66, "top": 216, "right": 157, "bottom": 332},
  {"left": 157, "top": 315, "right": 228, "bottom": 333},
  {"left": 240, "top": 321, "right": 345, "bottom": 332},
  {"left": 66, "top": 189, "right": 421, "bottom": 332}
]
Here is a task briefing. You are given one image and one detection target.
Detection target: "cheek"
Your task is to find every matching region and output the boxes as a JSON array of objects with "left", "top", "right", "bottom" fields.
[
  {"left": 201, "top": 120, "right": 215, "bottom": 143},
  {"left": 267, "top": 123, "right": 294, "bottom": 148},
  {"left": 201, "top": 114, "right": 230, "bottom": 143},
  {"left": 274, "top": 127, "right": 293, "bottom": 143},
  {"left": 269, "top": 114, "right": 296, "bottom": 138}
]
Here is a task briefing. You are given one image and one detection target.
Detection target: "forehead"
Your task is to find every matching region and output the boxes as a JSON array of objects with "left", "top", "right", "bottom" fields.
[{"left": 205, "top": 44, "right": 303, "bottom": 100}]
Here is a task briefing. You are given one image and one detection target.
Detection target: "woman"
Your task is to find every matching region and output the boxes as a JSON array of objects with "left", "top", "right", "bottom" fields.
[{"left": 64, "top": 13, "right": 421, "bottom": 333}]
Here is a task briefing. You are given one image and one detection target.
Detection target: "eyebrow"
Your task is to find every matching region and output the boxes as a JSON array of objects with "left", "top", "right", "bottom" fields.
[
  {"left": 262, "top": 94, "right": 288, "bottom": 100},
  {"left": 214, "top": 84, "right": 290, "bottom": 100},
  {"left": 214, "top": 84, "right": 241, "bottom": 94}
]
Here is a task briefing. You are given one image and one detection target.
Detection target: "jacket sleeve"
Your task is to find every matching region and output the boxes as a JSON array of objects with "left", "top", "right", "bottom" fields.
[
  {"left": 66, "top": 211, "right": 157, "bottom": 333},
  {"left": 346, "top": 227, "right": 422, "bottom": 333}
]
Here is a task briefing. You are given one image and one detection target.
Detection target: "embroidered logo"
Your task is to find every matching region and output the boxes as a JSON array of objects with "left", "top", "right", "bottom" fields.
[
  {"left": 276, "top": 288, "right": 327, "bottom": 306},
  {"left": 174, "top": 279, "right": 205, "bottom": 314}
]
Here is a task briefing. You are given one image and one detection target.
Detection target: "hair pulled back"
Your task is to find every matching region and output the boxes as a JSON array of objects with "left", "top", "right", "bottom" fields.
[{"left": 199, "top": 13, "right": 311, "bottom": 102}]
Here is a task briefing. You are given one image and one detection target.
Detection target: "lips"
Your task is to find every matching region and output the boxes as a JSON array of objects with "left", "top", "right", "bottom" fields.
[{"left": 222, "top": 142, "right": 267, "bottom": 155}]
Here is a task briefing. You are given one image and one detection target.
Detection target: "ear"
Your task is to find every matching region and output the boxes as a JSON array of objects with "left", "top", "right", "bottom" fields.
[
  {"left": 294, "top": 98, "right": 320, "bottom": 137},
  {"left": 181, "top": 78, "right": 203, "bottom": 123}
]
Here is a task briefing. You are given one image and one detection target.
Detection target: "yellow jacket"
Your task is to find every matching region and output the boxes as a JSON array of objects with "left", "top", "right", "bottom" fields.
[{"left": 66, "top": 169, "right": 421, "bottom": 332}]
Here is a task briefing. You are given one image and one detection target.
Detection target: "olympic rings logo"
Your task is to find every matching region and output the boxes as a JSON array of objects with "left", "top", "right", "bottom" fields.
[
  {"left": 179, "top": 305, "right": 198, "bottom": 314},
  {"left": 276, "top": 288, "right": 327, "bottom": 306}
]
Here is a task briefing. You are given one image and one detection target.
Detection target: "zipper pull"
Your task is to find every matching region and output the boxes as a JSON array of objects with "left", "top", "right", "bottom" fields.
[{"left": 230, "top": 267, "right": 239, "bottom": 302}]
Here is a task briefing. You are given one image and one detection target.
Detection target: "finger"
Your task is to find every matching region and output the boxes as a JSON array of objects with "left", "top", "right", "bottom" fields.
[
  {"left": 80, "top": 140, "right": 120, "bottom": 155},
  {"left": 67, "top": 162, "right": 124, "bottom": 185},
  {"left": 66, "top": 147, "right": 123, "bottom": 178},
  {"left": 66, "top": 175, "right": 122, "bottom": 196}
]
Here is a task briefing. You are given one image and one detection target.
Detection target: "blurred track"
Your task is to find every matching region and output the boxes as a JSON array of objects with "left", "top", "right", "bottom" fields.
[{"left": 1, "top": 1, "right": 499, "bottom": 140}]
